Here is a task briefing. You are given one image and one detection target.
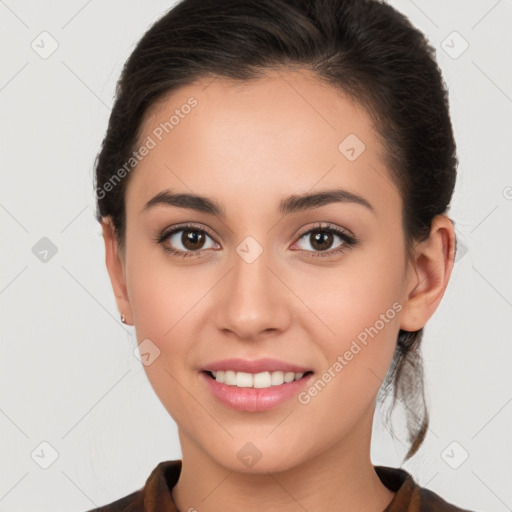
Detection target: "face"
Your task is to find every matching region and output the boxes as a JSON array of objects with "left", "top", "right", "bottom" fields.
[{"left": 103, "top": 69, "right": 448, "bottom": 473}]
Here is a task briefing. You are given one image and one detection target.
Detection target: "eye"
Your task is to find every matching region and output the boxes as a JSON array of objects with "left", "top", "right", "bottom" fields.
[
  {"left": 155, "top": 222, "right": 358, "bottom": 259},
  {"left": 293, "top": 224, "right": 357, "bottom": 258},
  {"left": 156, "top": 223, "right": 220, "bottom": 257}
]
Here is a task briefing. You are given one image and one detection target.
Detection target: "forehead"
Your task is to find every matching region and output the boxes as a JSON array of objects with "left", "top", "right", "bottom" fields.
[{"left": 126, "top": 69, "right": 400, "bottom": 220}]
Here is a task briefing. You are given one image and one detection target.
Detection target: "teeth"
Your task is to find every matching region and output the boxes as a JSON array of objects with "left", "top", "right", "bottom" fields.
[{"left": 209, "top": 370, "right": 306, "bottom": 388}]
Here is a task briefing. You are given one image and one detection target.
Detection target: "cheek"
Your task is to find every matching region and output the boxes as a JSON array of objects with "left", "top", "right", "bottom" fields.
[
  {"left": 294, "top": 240, "right": 405, "bottom": 344},
  {"left": 125, "top": 235, "right": 208, "bottom": 340},
  {"left": 124, "top": 242, "right": 200, "bottom": 370},
  {"left": 291, "top": 245, "right": 404, "bottom": 413},
  {"left": 125, "top": 250, "right": 210, "bottom": 420},
  {"left": 292, "top": 298, "right": 401, "bottom": 450}
]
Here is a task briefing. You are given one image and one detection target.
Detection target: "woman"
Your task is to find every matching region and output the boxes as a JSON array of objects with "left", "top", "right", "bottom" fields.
[{"left": 88, "top": 0, "right": 474, "bottom": 510}]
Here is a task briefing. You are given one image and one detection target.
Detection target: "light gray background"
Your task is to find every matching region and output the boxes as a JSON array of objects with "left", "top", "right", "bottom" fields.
[{"left": 1, "top": 1, "right": 511, "bottom": 511}]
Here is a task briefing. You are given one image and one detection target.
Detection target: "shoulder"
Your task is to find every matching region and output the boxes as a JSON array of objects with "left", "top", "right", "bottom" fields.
[
  {"left": 417, "top": 487, "right": 484, "bottom": 512},
  {"left": 375, "top": 465, "right": 479, "bottom": 512},
  {"left": 416, "top": 486, "right": 477, "bottom": 512}
]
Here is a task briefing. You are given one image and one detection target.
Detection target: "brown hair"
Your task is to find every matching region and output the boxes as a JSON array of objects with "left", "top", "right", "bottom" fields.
[{"left": 94, "top": 0, "right": 458, "bottom": 460}]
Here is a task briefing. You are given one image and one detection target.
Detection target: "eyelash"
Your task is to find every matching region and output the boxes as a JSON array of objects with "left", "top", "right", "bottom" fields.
[{"left": 154, "top": 222, "right": 358, "bottom": 259}]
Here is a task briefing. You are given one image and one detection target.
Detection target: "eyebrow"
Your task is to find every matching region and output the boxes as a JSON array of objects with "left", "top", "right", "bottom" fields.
[{"left": 141, "top": 188, "right": 375, "bottom": 216}]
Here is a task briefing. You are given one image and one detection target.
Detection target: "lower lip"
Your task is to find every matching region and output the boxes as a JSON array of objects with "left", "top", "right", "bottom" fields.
[{"left": 200, "top": 371, "right": 314, "bottom": 412}]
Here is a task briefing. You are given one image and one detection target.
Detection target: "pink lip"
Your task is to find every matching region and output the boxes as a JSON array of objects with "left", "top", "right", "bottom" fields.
[
  {"left": 202, "top": 357, "right": 312, "bottom": 374},
  {"left": 200, "top": 371, "right": 315, "bottom": 412}
]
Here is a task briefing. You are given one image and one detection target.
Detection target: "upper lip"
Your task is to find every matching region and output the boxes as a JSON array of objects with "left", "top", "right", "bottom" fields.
[{"left": 202, "top": 358, "right": 313, "bottom": 374}]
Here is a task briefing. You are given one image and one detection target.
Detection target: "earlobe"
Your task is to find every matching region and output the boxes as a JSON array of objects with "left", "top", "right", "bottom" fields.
[
  {"left": 101, "top": 218, "right": 133, "bottom": 325},
  {"left": 399, "top": 215, "right": 456, "bottom": 332}
]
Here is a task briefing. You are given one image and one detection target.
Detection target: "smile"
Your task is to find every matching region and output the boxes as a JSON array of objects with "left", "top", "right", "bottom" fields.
[
  {"left": 201, "top": 370, "right": 315, "bottom": 412},
  {"left": 206, "top": 370, "right": 313, "bottom": 388}
]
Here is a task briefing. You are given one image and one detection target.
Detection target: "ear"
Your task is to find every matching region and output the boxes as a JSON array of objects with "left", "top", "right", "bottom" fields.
[
  {"left": 399, "top": 214, "right": 456, "bottom": 332},
  {"left": 101, "top": 217, "right": 133, "bottom": 325}
]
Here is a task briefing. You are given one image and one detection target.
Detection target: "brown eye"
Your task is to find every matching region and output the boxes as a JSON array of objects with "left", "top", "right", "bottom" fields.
[
  {"left": 292, "top": 224, "right": 357, "bottom": 258},
  {"left": 296, "top": 228, "right": 344, "bottom": 253},
  {"left": 309, "top": 230, "right": 334, "bottom": 251},
  {"left": 159, "top": 225, "right": 219, "bottom": 256},
  {"left": 181, "top": 229, "right": 206, "bottom": 250}
]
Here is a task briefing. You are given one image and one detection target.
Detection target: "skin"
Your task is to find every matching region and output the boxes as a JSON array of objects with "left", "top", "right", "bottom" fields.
[{"left": 101, "top": 69, "right": 455, "bottom": 512}]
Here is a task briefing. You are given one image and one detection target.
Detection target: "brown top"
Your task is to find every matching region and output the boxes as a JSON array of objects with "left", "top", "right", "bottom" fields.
[{"left": 85, "top": 460, "right": 476, "bottom": 512}]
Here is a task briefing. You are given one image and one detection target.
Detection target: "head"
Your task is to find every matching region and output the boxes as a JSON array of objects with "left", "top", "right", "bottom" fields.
[{"left": 95, "top": 0, "right": 457, "bottom": 468}]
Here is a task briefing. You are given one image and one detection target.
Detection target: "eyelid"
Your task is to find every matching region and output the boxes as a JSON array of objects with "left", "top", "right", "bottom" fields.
[
  {"left": 294, "top": 222, "right": 356, "bottom": 242},
  {"left": 159, "top": 222, "right": 218, "bottom": 242}
]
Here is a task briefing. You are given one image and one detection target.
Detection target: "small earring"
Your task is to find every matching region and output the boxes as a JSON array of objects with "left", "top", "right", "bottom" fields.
[{"left": 120, "top": 313, "right": 127, "bottom": 324}]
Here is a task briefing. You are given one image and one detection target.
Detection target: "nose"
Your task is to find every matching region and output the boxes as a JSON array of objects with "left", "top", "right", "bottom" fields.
[{"left": 213, "top": 246, "right": 292, "bottom": 341}]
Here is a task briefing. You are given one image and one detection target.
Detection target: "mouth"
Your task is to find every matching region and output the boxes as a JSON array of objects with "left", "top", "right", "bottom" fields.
[
  {"left": 202, "top": 369, "right": 315, "bottom": 389},
  {"left": 200, "top": 368, "right": 315, "bottom": 412}
]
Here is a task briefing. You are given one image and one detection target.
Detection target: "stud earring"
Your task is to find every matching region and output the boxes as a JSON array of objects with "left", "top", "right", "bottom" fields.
[{"left": 121, "top": 314, "right": 127, "bottom": 324}]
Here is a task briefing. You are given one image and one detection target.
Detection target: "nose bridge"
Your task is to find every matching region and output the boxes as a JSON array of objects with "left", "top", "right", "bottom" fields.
[{"left": 214, "top": 237, "right": 290, "bottom": 339}]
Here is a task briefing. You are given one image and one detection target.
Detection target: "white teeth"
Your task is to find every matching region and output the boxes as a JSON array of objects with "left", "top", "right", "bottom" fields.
[
  {"left": 224, "top": 370, "right": 236, "bottom": 386},
  {"left": 271, "top": 371, "right": 284, "bottom": 386},
  {"left": 209, "top": 370, "right": 306, "bottom": 388},
  {"left": 254, "top": 371, "right": 272, "bottom": 388},
  {"left": 284, "top": 371, "right": 296, "bottom": 383},
  {"left": 236, "top": 371, "right": 253, "bottom": 388}
]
